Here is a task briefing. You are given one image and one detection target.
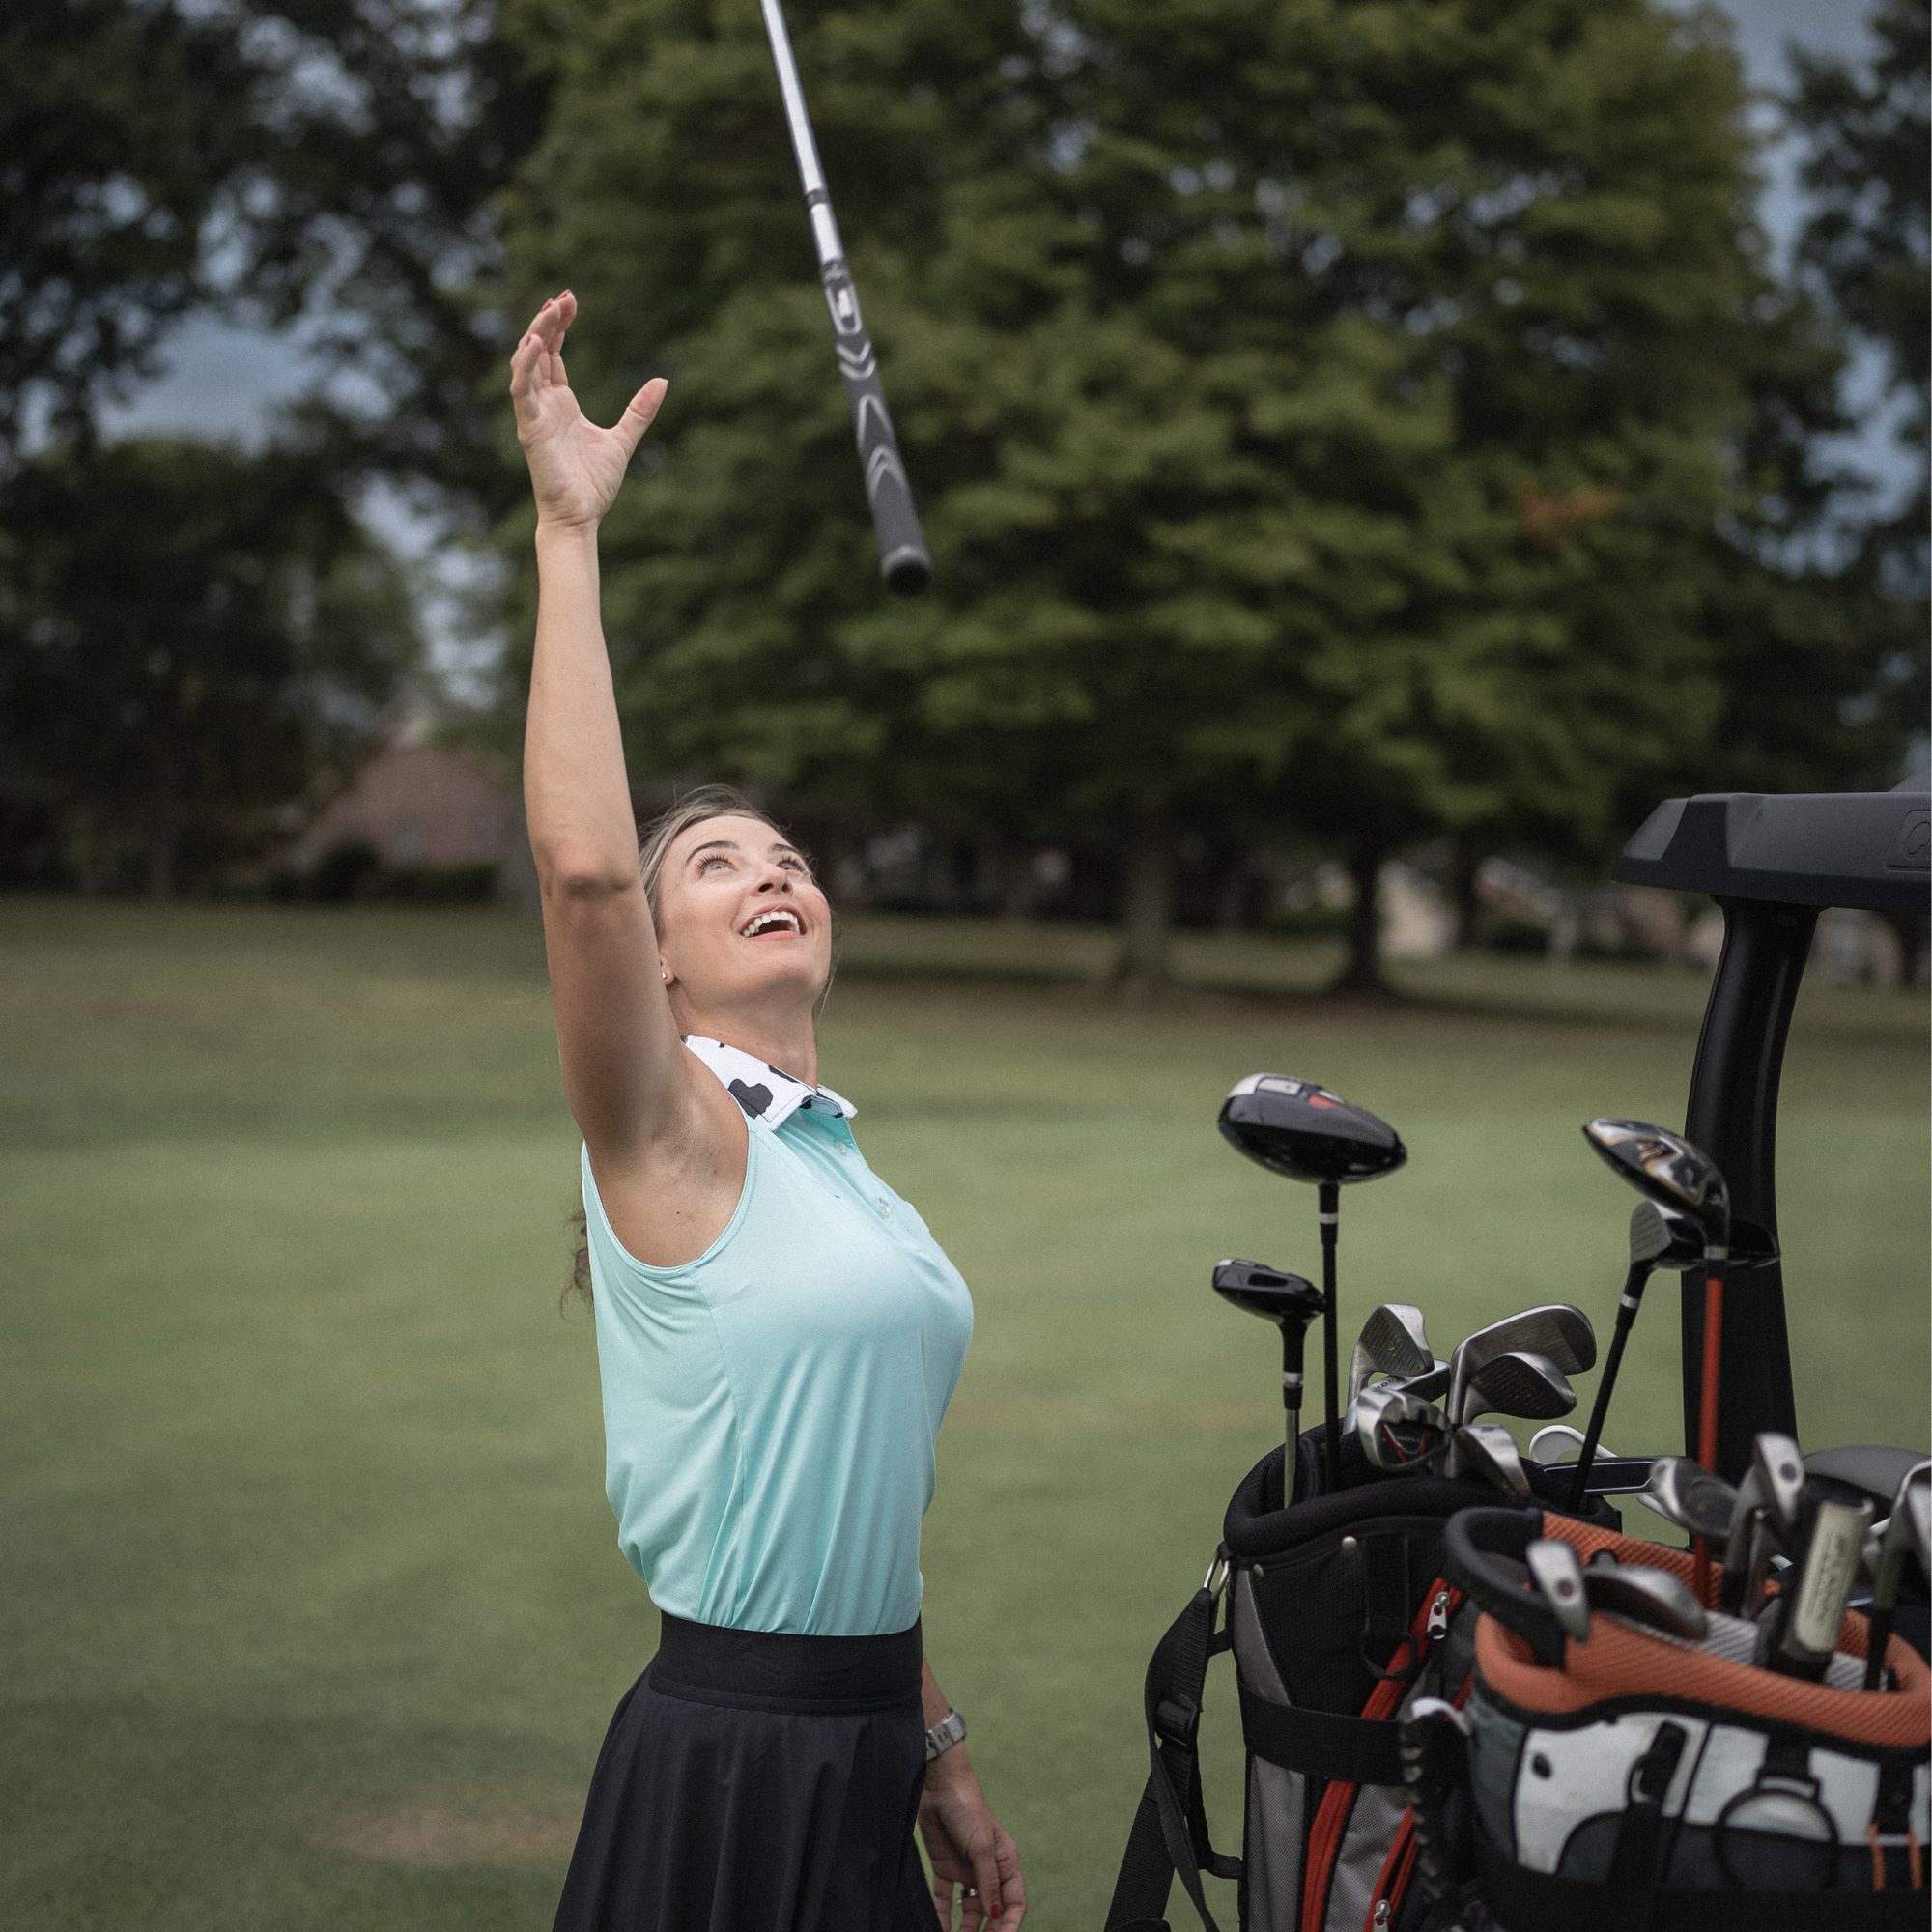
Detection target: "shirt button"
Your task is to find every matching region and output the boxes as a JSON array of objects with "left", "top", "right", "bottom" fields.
[{"left": 876, "top": 1200, "right": 891, "bottom": 1217}]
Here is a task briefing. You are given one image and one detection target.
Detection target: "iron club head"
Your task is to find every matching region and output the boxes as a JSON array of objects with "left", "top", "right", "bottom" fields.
[
  {"left": 1356, "top": 1384, "right": 1453, "bottom": 1471},
  {"left": 1752, "top": 1433, "right": 1806, "bottom": 1540},
  {"left": 1347, "top": 1303, "right": 1433, "bottom": 1406},
  {"left": 1451, "top": 1422, "right": 1534, "bottom": 1497},
  {"left": 1526, "top": 1539, "right": 1592, "bottom": 1641},
  {"left": 1644, "top": 1458, "right": 1739, "bottom": 1544},
  {"left": 1583, "top": 1562, "right": 1709, "bottom": 1642},
  {"left": 1460, "top": 1350, "right": 1577, "bottom": 1428},
  {"left": 1446, "top": 1305, "right": 1595, "bottom": 1427}
]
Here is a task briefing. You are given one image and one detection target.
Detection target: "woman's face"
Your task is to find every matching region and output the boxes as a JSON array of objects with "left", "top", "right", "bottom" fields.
[{"left": 655, "top": 814, "right": 833, "bottom": 1015}]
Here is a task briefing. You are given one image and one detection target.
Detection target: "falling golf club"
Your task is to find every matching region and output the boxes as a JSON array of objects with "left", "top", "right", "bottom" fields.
[
  {"left": 1220, "top": 1075, "right": 1407, "bottom": 1492},
  {"left": 1861, "top": 1461, "right": 1931, "bottom": 1690},
  {"left": 1582, "top": 1120, "right": 1730, "bottom": 1594},
  {"left": 1212, "top": 1258, "right": 1326, "bottom": 1504}
]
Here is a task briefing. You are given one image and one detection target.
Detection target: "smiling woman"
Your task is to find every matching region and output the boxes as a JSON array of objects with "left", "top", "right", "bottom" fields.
[{"left": 511, "top": 293, "right": 1023, "bottom": 1932}]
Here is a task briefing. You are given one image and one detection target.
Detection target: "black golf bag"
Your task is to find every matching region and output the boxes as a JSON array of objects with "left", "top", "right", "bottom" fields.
[{"left": 1101, "top": 1424, "right": 1618, "bottom": 1932}]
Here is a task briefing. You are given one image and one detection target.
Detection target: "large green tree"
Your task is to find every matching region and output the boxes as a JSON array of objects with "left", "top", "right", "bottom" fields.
[
  {"left": 495, "top": 0, "right": 1821, "bottom": 988},
  {"left": 0, "top": 440, "right": 419, "bottom": 895}
]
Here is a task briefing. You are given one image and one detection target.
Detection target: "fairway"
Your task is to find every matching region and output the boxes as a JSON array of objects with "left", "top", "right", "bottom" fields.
[{"left": 2, "top": 900, "right": 1925, "bottom": 1930}]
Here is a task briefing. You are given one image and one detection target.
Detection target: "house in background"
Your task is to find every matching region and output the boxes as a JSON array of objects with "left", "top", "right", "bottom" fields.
[{"left": 298, "top": 746, "right": 512, "bottom": 873}]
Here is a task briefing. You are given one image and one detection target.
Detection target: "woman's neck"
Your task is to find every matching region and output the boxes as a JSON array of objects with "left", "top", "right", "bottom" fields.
[{"left": 674, "top": 1003, "right": 819, "bottom": 1087}]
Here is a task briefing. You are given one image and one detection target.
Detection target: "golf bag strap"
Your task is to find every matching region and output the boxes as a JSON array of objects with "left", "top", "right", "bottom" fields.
[
  {"left": 1103, "top": 1572, "right": 1240, "bottom": 1932},
  {"left": 1476, "top": 1840, "right": 1931, "bottom": 1930},
  {"left": 1237, "top": 1682, "right": 1406, "bottom": 1786}
]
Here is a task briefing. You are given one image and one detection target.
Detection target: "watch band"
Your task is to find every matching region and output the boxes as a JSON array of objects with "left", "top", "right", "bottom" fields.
[{"left": 924, "top": 1708, "right": 967, "bottom": 1762}]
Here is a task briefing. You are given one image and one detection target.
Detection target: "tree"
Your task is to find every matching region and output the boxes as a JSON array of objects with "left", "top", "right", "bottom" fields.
[
  {"left": 0, "top": 440, "right": 419, "bottom": 895},
  {"left": 494, "top": 0, "right": 1819, "bottom": 991}
]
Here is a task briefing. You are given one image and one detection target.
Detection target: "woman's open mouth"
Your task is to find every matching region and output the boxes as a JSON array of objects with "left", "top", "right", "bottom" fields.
[{"left": 740, "top": 908, "right": 804, "bottom": 938}]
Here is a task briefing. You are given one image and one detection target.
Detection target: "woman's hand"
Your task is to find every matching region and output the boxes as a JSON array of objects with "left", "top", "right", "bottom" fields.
[
  {"left": 509, "top": 291, "right": 668, "bottom": 534},
  {"left": 920, "top": 1750, "right": 1026, "bottom": 1930}
]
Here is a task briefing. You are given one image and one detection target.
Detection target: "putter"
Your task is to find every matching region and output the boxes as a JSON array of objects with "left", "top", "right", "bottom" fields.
[
  {"left": 1212, "top": 1258, "right": 1326, "bottom": 1504},
  {"left": 1582, "top": 1119, "right": 1730, "bottom": 1591},
  {"left": 1569, "top": 1200, "right": 1777, "bottom": 1509},
  {"left": 1451, "top": 1422, "right": 1534, "bottom": 1497},
  {"left": 1219, "top": 1075, "right": 1407, "bottom": 1492},
  {"left": 1348, "top": 1303, "right": 1433, "bottom": 1406},
  {"left": 1584, "top": 1561, "right": 1709, "bottom": 1642},
  {"left": 1861, "top": 1461, "right": 1931, "bottom": 1690},
  {"left": 1766, "top": 1491, "right": 1874, "bottom": 1680},
  {"left": 1644, "top": 1458, "right": 1738, "bottom": 1545},
  {"left": 1357, "top": 1384, "right": 1453, "bottom": 1471},
  {"left": 1527, "top": 1539, "right": 1593, "bottom": 1641},
  {"left": 1458, "top": 1350, "right": 1577, "bottom": 1428},
  {"left": 1445, "top": 1306, "right": 1595, "bottom": 1433}
]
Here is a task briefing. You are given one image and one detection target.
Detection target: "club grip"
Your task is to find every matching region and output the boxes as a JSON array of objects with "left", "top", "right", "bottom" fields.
[{"left": 820, "top": 261, "right": 930, "bottom": 595}]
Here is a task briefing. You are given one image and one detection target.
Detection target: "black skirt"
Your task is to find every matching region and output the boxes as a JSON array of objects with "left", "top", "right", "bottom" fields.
[{"left": 552, "top": 1614, "right": 941, "bottom": 1932}]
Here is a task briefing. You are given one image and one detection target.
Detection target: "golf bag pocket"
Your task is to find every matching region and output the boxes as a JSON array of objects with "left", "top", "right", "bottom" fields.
[
  {"left": 1103, "top": 1441, "right": 1615, "bottom": 1932},
  {"left": 1445, "top": 1506, "right": 1932, "bottom": 1927}
]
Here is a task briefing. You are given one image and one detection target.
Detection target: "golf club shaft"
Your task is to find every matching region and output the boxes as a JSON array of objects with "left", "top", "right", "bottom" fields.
[
  {"left": 1570, "top": 1263, "right": 1651, "bottom": 1511},
  {"left": 756, "top": 0, "right": 931, "bottom": 594},
  {"left": 1282, "top": 1327, "right": 1302, "bottom": 1504},
  {"left": 1319, "top": 1181, "right": 1340, "bottom": 1492},
  {"left": 1693, "top": 1267, "right": 1722, "bottom": 1599}
]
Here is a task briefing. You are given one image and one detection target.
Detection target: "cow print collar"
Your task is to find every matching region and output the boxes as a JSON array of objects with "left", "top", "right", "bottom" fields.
[{"left": 681, "top": 1034, "right": 857, "bottom": 1129}]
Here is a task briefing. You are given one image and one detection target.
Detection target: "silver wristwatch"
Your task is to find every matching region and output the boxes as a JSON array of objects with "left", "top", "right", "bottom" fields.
[{"left": 923, "top": 1708, "right": 967, "bottom": 1762}]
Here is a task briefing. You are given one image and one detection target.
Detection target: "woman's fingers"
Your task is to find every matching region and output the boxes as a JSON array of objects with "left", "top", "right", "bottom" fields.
[{"left": 611, "top": 377, "right": 669, "bottom": 462}]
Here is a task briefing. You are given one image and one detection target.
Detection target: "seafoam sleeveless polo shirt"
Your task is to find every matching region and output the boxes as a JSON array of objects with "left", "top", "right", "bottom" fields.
[{"left": 580, "top": 1036, "right": 975, "bottom": 1637}]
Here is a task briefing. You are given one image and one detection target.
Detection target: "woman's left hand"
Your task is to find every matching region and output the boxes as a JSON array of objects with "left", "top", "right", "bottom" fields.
[{"left": 920, "top": 1749, "right": 1026, "bottom": 1929}]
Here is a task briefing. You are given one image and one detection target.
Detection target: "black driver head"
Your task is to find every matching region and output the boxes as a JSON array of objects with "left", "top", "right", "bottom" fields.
[
  {"left": 1582, "top": 1119, "right": 1729, "bottom": 1246},
  {"left": 1212, "top": 1257, "right": 1324, "bottom": 1326},
  {"left": 1219, "top": 1075, "right": 1407, "bottom": 1186}
]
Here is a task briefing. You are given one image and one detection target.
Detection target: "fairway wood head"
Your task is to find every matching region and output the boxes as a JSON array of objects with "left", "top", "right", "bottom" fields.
[
  {"left": 1212, "top": 1258, "right": 1324, "bottom": 1328},
  {"left": 1447, "top": 1306, "right": 1595, "bottom": 1423},
  {"left": 1219, "top": 1075, "right": 1407, "bottom": 1186},
  {"left": 1452, "top": 1422, "right": 1534, "bottom": 1497},
  {"left": 1583, "top": 1120, "right": 1730, "bottom": 1249},
  {"left": 1356, "top": 1384, "right": 1452, "bottom": 1470},
  {"left": 1631, "top": 1199, "right": 1777, "bottom": 1273},
  {"left": 1348, "top": 1303, "right": 1434, "bottom": 1405},
  {"left": 1583, "top": 1562, "right": 1708, "bottom": 1641},
  {"left": 1461, "top": 1350, "right": 1577, "bottom": 1427},
  {"left": 1752, "top": 1433, "right": 1806, "bottom": 1538},
  {"left": 1526, "top": 1539, "right": 1592, "bottom": 1641},
  {"left": 1644, "top": 1458, "right": 1738, "bottom": 1544}
]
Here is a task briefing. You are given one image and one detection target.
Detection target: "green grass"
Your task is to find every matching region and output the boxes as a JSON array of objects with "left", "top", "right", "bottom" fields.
[{"left": 2, "top": 899, "right": 1925, "bottom": 1929}]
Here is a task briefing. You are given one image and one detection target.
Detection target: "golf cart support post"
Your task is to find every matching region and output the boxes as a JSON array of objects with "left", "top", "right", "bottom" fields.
[{"left": 1612, "top": 779, "right": 1930, "bottom": 1483}]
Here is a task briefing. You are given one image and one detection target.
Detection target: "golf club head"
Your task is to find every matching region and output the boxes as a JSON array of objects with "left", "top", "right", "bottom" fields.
[
  {"left": 1356, "top": 1384, "right": 1452, "bottom": 1470},
  {"left": 1630, "top": 1200, "right": 1779, "bottom": 1272},
  {"left": 1582, "top": 1120, "right": 1730, "bottom": 1249},
  {"left": 1461, "top": 1350, "right": 1577, "bottom": 1427},
  {"left": 1583, "top": 1562, "right": 1708, "bottom": 1642},
  {"left": 1644, "top": 1458, "right": 1738, "bottom": 1544},
  {"left": 1752, "top": 1433, "right": 1806, "bottom": 1538},
  {"left": 1529, "top": 1423, "right": 1624, "bottom": 1467},
  {"left": 1447, "top": 1305, "right": 1596, "bottom": 1423},
  {"left": 1872, "top": 1461, "right": 1932, "bottom": 1596},
  {"left": 1212, "top": 1258, "right": 1324, "bottom": 1328},
  {"left": 1347, "top": 1303, "right": 1433, "bottom": 1405},
  {"left": 1526, "top": 1539, "right": 1592, "bottom": 1641},
  {"left": 1219, "top": 1075, "right": 1407, "bottom": 1186},
  {"left": 1451, "top": 1422, "right": 1534, "bottom": 1497}
]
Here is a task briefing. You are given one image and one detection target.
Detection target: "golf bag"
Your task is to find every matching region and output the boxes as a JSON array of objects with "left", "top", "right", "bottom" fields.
[
  {"left": 1432, "top": 1506, "right": 1932, "bottom": 1929},
  {"left": 1101, "top": 1423, "right": 1618, "bottom": 1932}
]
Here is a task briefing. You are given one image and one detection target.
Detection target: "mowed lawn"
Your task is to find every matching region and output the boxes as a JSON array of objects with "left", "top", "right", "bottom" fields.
[{"left": 1, "top": 899, "right": 1925, "bottom": 1930}]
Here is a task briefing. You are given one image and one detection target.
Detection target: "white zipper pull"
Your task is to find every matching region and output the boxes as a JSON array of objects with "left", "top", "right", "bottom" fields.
[
  {"left": 1425, "top": 1589, "right": 1451, "bottom": 1641},
  {"left": 1373, "top": 1900, "right": 1391, "bottom": 1928}
]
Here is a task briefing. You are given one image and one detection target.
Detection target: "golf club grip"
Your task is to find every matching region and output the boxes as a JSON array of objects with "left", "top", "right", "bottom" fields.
[
  {"left": 820, "top": 259, "right": 931, "bottom": 595},
  {"left": 757, "top": 0, "right": 930, "bottom": 596}
]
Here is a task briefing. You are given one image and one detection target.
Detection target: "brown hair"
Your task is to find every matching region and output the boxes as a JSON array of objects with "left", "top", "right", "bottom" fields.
[{"left": 564, "top": 786, "right": 832, "bottom": 1307}]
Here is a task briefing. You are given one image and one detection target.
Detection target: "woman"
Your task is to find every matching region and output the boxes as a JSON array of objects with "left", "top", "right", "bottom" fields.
[{"left": 512, "top": 291, "right": 1026, "bottom": 1932}]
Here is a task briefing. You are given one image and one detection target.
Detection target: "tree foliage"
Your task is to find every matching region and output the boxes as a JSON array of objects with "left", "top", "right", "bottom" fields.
[{"left": 0, "top": 440, "right": 419, "bottom": 895}]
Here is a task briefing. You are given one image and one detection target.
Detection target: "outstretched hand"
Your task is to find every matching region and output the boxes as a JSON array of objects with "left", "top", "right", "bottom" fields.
[
  {"left": 921, "top": 1752, "right": 1026, "bottom": 1930},
  {"left": 509, "top": 291, "right": 668, "bottom": 533}
]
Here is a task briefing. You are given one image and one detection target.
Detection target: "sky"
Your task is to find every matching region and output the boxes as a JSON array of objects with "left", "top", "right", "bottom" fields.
[{"left": 96, "top": 0, "right": 1901, "bottom": 674}]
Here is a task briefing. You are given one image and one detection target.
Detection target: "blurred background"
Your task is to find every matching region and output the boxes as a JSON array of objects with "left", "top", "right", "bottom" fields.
[{"left": 1, "top": 0, "right": 1926, "bottom": 1925}]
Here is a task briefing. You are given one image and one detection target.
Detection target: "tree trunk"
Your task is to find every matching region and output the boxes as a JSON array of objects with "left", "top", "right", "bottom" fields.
[
  {"left": 1328, "top": 843, "right": 1392, "bottom": 995},
  {"left": 1113, "top": 817, "right": 1174, "bottom": 997}
]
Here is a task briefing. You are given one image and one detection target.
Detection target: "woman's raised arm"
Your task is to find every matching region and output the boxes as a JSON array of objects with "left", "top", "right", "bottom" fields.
[{"left": 511, "top": 294, "right": 680, "bottom": 1158}]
